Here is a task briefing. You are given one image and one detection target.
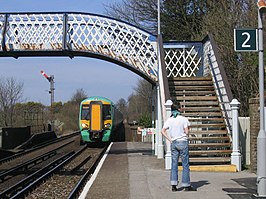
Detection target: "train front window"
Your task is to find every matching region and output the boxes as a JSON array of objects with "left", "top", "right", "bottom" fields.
[
  {"left": 81, "top": 105, "right": 90, "bottom": 120},
  {"left": 103, "top": 105, "right": 111, "bottom": 120}
]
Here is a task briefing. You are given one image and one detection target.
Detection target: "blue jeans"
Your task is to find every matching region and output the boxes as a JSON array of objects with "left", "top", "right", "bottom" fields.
[{"left": 170, "top": 140, "right": 190, "bottom": 187}]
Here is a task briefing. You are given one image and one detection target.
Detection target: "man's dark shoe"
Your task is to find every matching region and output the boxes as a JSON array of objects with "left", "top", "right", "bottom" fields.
[
  {"left": 172, "top": 185, "right": 178, "bottom": 192},
  {"left": 184, "top": 186, "right": 197, "bottom": 191}
]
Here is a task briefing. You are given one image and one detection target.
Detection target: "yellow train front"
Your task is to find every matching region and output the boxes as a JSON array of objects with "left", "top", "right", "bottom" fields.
[{"left": 79, "top": 96, "right": 123, "bottom": 144}]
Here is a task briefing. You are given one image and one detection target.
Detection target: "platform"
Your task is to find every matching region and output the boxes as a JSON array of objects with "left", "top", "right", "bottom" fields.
[{"left": 80, "top": 142, "right": 257, "bottom": 199}]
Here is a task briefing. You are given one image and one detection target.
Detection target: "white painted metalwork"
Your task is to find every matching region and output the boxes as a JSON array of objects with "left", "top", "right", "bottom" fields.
[
  {"left": 0, "top": 12, "right": 158, "bottom": 82},
  {"left": 0, "top": 14, "right": 5, "bottom": 50},
  {"left": 204, "top": 39, "right": 232, "bottom": 135},
  {"left": 164, "top": 43, "right": 202, "bottom": 77},
  {"left": 230, "top": 99, "right": 241, "bottom": 172},
  {"left": 164, "top": 99, "right": 172, "bottom": 170}
]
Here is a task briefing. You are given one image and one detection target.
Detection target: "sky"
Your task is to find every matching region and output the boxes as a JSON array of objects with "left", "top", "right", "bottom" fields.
[{"left": 0, "top": 0, "right": 141, "bottom": 106}]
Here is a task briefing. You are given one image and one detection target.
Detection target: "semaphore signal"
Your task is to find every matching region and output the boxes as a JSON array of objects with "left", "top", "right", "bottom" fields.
[
  {"left": 40, "top": 70, "right": 55, "bottom": 131},
  {"left": 41, "top": 70, "right": 51, "bottom": 82}
]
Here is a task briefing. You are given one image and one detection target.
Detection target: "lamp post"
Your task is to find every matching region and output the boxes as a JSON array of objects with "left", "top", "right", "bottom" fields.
[
  {"left": 256, "top": 0, "right": 266, "bottom": 197},
  {"left": 158, "top": 0, "right": 160, "bottom": 34},
  {"left": 156, "top": 0, "right": 164, "bottom": 159}
]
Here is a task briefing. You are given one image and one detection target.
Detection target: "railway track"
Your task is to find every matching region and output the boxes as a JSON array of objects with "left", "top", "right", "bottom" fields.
[
  {"left": 0, "top": 131, "right": 109, "bottom": 198},
  {"left": 0, "top": 131, "right": 80, "bottom": 165},
  {"left": 26, "top": 146, "right": 107, "bottom": 199}
]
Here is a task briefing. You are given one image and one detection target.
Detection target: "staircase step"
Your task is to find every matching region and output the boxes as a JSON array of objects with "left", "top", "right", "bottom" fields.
[
  {"left": 183, "top": 112, "right": 223, "bottom": 117},
  {"left": 169, "top": 85, "right": 215, "bottom": 90},
  {"left": 175, "top": 96, "right": 218, "bottom": 101},
  {"left": 189, "top": 136, "right": 230, "bottom": 141},
  {"left": 189, "top": 143, "right": 231, "bottom": 148},
  {"left": 172, "top": 90, "right": 216, "bottom": 96},
  {"left": 181, "top": 101, "right": 219, "bottom": 106},
  {"left": 190, "top": 123, "right": 226, "bottom": 128},
  {"left": 189, "top": 149, "right": 232, "bottom": 155},
  {"left": 183, "top": 107, "right": 221, "bottom": 112},
  {"left": 188, "top": 117, "right": 225, "bottom": 123},
  {"left": 169, "top": 78, "right": 213, "bottom": 86},
  {"left": 189, "top": 157, "right": 231, "bottom": 163},
  {"left": 190, "top": 130, "right": 228, "bottom": 135}
]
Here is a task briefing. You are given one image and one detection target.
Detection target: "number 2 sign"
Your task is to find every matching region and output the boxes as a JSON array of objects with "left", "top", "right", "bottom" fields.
[{"left": 234, "top": 29, "right": 258, "bottom": 52}]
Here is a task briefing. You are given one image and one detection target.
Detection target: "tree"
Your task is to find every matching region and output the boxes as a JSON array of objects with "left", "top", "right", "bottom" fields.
[
  {"left": 161, "top": 0, "right": 209, "bottom": 40},
  {"left": 105, "top": 0, "right": 158, "bottom": 34},
  {"left": 55, "top": 101, "right": 79, "bottom": 132},
  {"left": 133, "top": 78, "right": 153, "bottom": 113},
  {"left": 70, "top": 88, "right": 88, "bottom": 104},
  {"left": 105, "top": 0, "right": 209, "bottom": 40},
  {"left": 54, "top": 89, "right": 88, "bottom": 133},
  {"left": 127, "top": 78, "right": 153, "bottom": 126},
  {"left": 127, "top": 93, "right": 140, "bottom": 122},
  {"left": 115, "top": 98, "right": 128, "bottom": 119},
  {"left": 0, "top": 77, "right": 24, "bottom": 127},
  {"left": 139, "top": 113, "right": 152, "bottom": 128},
  {"left": 198, "top": 0, "right": 258, "bottom": 116}
]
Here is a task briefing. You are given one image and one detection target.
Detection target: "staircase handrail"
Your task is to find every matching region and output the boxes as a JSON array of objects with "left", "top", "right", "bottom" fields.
[{"left": 203, "top": 34, "right": 233, "bottom": 135}]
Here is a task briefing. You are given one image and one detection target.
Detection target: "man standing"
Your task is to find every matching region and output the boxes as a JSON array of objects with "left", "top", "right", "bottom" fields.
[{"left": 161, "top": 101, "right": 196, "bottom": 192}]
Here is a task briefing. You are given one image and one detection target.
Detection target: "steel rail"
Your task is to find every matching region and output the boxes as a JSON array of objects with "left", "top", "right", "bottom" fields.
[
  {"left": 67, "top": 145, "right": 108, "bottom": 199},
  {"left": 0, "top": 131, "right": 80, "bottom": 165},
  {"left": 0, "top": 151, "right": 74, "bottom": 198},
  {"left": 0, "top": 150, "right": 56, "bottom": 182},
  {"left": 7, "top": 145, "right": 88, "bottom": 198}
]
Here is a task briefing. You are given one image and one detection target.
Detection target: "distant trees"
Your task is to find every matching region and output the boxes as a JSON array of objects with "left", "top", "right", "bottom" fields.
[
  {"left": 115, "top": 79, "right": 153, "bottom": 128},
  {"left": 70, "top": 88, "right": 88, "bottom": 104},
  {"left": 0, "top": 75, "right": 153, "bottom": 132},
  {"left": 0, "top": 85, "right": 88, "bottom": 133},
  {"left": 0, "top": 77, "right": 24, "bottom": 127},
  {"left": 198, "top": 1, "right": 258, "bottom": 116},
  {"left": 115, "top": 98, "right": 128, "bottom": 119},
  {"left": 55, "top": 88, "right": 88, "bottom": 133},
  {"left": 105, "top": 0, "right": 209, "bottom": 40}
]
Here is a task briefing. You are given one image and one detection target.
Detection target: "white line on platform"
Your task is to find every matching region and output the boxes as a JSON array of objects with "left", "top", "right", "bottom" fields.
[{"left": 78, "top": 142, "right": 113, "bottom": 199}]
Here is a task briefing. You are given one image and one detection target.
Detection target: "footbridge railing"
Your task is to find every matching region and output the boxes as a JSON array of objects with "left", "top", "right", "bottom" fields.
[{"left": 0, "top": 12, "right": 158, "bottom": 83}]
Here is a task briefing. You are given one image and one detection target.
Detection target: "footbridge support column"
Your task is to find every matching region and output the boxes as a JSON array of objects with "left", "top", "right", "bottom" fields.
[
  {"left": 157, "top": 84, "right": 164, "bottom": 159},
  {"left": 164, "top": 99, "right": 172, "bottom": 169},
  {"left": 230, "top": 99, "right": 241, "bottom": 172}
]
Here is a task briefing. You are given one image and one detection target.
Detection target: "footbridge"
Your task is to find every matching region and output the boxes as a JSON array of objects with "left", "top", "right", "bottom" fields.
[{"left": 0, "top": 12, "right": 234, "bottom": 166}]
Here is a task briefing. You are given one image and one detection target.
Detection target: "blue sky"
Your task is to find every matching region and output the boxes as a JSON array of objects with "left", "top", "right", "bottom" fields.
[{"left": 0, "top": 0, "right": 141, "bottom": 105}]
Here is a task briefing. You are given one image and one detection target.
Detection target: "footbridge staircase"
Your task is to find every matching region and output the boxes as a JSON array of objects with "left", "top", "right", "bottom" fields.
[{"left": 162, "top": 35, "right": 233, "bottom": 165}]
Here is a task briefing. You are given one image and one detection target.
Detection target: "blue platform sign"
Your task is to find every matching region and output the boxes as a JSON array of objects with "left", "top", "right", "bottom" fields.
[{"left": 234, "top": 28, "right": 258, "bottom": 52}]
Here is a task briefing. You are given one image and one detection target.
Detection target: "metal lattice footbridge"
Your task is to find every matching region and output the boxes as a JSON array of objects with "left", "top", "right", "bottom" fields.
[
  {"left": 0, "top": 12, "right": 233, "bottom": 166},
  {"left": 0, "top": 12, "right": 158, "bottom": 83}
]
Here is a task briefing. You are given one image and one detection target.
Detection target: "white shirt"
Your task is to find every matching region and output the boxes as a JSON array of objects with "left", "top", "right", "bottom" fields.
[{"left": 163, "top": 115, "right": 190, "bottom": 141}]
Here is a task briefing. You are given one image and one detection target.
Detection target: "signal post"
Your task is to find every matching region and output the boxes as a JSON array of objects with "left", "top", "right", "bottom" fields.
[{"left": 41, "top": 70, "right": 55, "bottom": 131}]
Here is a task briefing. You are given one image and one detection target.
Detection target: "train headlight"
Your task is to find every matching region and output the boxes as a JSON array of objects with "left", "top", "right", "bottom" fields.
[
  {"left": 104, "top": 123, "right": 111, "bottom": 129},
  {"left": 81, "top": 123, "right": 88, "bottom": 129}
]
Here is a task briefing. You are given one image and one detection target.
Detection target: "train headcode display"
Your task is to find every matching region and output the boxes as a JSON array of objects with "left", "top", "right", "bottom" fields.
[{"left": 234, "top": 28, "right": 258, "bottom": 52}]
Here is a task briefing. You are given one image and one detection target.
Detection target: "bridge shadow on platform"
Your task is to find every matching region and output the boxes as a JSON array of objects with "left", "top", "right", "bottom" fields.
[{"left": 222, "top": 177, "right": 257, "bottom": 199}]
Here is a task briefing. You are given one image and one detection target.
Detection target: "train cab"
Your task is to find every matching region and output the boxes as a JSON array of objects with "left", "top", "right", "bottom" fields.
[{"left": 79, "top": 97, "right": 113, "bottom": 143}]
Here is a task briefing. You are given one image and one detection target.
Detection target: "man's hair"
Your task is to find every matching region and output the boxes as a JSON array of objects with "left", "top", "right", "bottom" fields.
[{"left": 171, "top": 101, "right": 181, "bottom": 111}]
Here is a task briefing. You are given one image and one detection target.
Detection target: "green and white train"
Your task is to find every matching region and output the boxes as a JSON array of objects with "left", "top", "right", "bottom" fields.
[{"left": 79, "top": 96, "right": 124, "bottom": 144}]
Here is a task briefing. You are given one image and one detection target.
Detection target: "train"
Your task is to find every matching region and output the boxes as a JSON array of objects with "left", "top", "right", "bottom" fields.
[{"left": 79, "top": 96, "right": 124, "bottom": 144}]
